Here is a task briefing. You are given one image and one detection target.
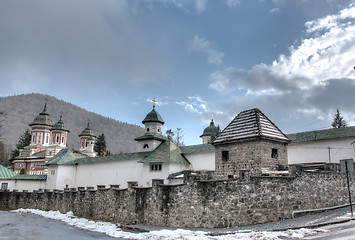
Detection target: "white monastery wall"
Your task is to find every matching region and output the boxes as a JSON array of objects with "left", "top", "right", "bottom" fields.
[
  {"left": 288, "top": 136, "right": 355, "bottom": 164},
  {"left": 186, "top": 152, "right": 215, "bottom": 171}
]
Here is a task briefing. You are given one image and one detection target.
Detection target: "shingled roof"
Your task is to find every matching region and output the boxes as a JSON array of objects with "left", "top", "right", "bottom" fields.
[
  {"left": 287, "top": 126, "right": 355, "bottom": 143},
  {"left": 213, "top": 108, "right": 290, "bottom": 145}
]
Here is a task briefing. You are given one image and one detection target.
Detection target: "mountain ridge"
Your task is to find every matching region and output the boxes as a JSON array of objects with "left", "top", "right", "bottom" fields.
[{"left": 0, "top": 93, "right": 145, "bottom": 154}]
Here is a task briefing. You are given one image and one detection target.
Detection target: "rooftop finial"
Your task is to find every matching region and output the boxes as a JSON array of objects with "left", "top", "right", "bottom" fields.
[
  {"left": 59, "top": 114, "right": 63, "bottom": 122},
  {"left": 87, "top": 120, "right": 90, "bottom": 129},
  {"left": 152, "top": 98, "right": 156, "bottom": 109}
]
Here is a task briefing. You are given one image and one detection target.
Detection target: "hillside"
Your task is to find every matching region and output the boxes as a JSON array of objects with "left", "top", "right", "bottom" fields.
[{"left": 0, "top": 94, "right": 145, "bottom": 154}]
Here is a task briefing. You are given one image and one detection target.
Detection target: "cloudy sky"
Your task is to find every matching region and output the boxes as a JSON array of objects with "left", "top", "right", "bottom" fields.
[{"left": 0, "top": 0, "right": 354, "bottom": 145}]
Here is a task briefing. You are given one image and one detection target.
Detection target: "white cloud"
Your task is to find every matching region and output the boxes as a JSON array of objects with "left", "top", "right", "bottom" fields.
[
  {"left": 195, "top": 0, "right": 207, "bottom": 13},
  {"left": 209, "top": 3, "right": 355, "bottom": 131},
  {"left": 189, "top": 35, "right": 224, "bottom": 65},
  {"left": 226, "top": 0, "right": 241, "bottom": 8},
  {"left": 176, "top": 96, "right": 209, "bottom": 114},
  {"left": 270, "top": 8, "right": 280, "bottom": 14}
]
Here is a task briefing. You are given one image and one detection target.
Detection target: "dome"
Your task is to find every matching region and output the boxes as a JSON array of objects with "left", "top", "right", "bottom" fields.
[
  {"left": 142, "top": 106, "right": 165, "bottom": 125},
  {"left": 200, "top": 119, "right": 218, "bottom": 137},
  {"left": 51, "top": 116, "right": 70, "bottom": 133},
  {"left": 29, "top": 103, "right": 54, "bottom": 127},
  {"left": 79, "top": 122, "right": 95, "bottom": 137}
]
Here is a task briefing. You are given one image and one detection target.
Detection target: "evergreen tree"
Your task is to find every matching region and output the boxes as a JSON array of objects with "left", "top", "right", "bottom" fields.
[
  {"left": 331, "top": 108, "right": 347, "bottom": 129},
  {"left": 11, "top": 129, "right": 31, "bottom": 158},
  {"left": 94, "top": 134, "right": 108, "bottom": 156}
]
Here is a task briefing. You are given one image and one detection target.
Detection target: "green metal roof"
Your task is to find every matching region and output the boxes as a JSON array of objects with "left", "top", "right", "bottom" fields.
[
  {"left": 76, "top": 151, "right": 151, "bottom": 164},
  {"left": 0, "top": 165, "right": 17, "bottom": 179},
  {"left": 287, "top": 126, "right": 355, "bottom": 143},
  {"left": 142, "top": 107, "right": 165, "bottom": 124},
  {"left": 47, "top": 148, "right": 87, "bottom": 165},
  {"left": 12, "top": 174, "right": 47, "bottom": 180},
  {"left": 134, "top": 134, "right": 168, "bottom": 141},
  {"left": 179, "top": 144, "right": 215, "bottom": 154},
  {"left": 139, "top": 140, "right": 190, "bottom": 164}
]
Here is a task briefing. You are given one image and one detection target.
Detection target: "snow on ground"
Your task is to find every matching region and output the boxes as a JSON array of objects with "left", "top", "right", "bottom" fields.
[{"left": 13, "top": 209, "right": 322, "bottom": 240}]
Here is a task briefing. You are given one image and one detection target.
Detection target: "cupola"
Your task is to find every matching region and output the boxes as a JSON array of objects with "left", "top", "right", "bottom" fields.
[
  {"left": 51, "top": 115, "right": 70, "bottom": 147},
  {"left": 79, "top": 122, "right": 96, "bottom": 152},
  {"left": 29, "top": 103, "right": 54, "bottom": 146},
  {"left": 142, "top": 104, "right": 164, "bottom": 135},
  {"left": 200, "top": 117, "right": 219, "bottom": 144}
]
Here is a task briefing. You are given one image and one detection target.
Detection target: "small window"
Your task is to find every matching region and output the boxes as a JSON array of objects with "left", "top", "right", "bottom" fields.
[
  {"left": 158, "top": 128, "right": 160, "bottom": 132},
  {"left": 272, "top": 148, "right": 278, "bottom": 159},
  {"left": 56, "top": 135, "right": 59, "bottom": 143},
  {"left": 222, "top": 151, "right": 229, "bottom": 162},
  {"left": 62, "top": 136, "right": 64, "bottom": 143},
  {"left": 1, "top": 183, "right": 8, "bottom": 190},
  {"left": 143, "top": 144, "right": 149, "bottom": 149},
  {"left": 51, "top": 170, "right": 56, "bottom": 175},
  {"left": 147, "top": 128, "right": 150, "bottom": 132},
  {"left": 46, "top": 135, "right": 49, "bottom": 143},
  {"left": 150, "top": 163, "right": 162, "bottom": 172}
]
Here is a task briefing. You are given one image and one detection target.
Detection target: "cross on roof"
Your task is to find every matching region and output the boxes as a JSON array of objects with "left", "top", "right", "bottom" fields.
[{"left": 152, "top": 98, "right": 156, "bottom": 108}]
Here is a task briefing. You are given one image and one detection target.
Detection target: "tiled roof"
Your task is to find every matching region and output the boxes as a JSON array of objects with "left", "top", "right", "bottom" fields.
[
  {"left": 79, "top": 122, "right": 95, "bottom": 137},
  {"left": 287, "top": 126, "right": 355, "bottom": 143},
  {"left": 12, "top": 174, "right": 47, "bottom": 180},
  {"left": 0, "top": 165, "right": 17, "bottom": 179},
  {"left": 142, "top": 107, "right": 165, "bottom": 124},
  {"left": 213, "top": 108, "right": 290, "bottom": 145},
  {"left": 134, "top": 134, "right": 168, "bottom": 141},
  {"left": 46, "top": 148, "right": 87, "bottom": 165},
  {"left": 139, "top": 140, "right": 190, "bottom": 164},
  {"left": 29, "top": 103, "right": 54, "bottom": 127},
  {"left": 76, "top": 151, "right": 151, "bottom": 164},
  {"left": 180, "top": 144, "right": 215, "bottom": 154},
  {"left": 51, "top": 115, "right": 70, "bottom": 132}
]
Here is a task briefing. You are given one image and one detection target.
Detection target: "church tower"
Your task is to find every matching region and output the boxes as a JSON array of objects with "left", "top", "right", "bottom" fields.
[
  {"left": 135, "top": 101, "right": 166, "bottom": 152},
  {"left": 200, "top": 115, "right": 219, "bottom": 144},
  {"left": 51, "top": 115, "right": 70, "bottom": 148},
  {"left": 79, "top": 122, "right": 96, "bottom": 156},
  {"left": 29, "top": 103, "right": 54, "bottom": 147}
]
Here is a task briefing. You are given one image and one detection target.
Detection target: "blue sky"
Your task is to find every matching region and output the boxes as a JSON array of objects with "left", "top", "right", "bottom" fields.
[{"left": 0, "top": 0, "right": 354, "bottom": 146}]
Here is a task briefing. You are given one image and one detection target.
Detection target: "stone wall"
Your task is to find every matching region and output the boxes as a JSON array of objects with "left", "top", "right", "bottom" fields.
[
  {"left": 1, "top": 171, "right": 354, "bottom": 228},
  {"left": 214, "top": 139, "right": 288, "bottom": 179}
]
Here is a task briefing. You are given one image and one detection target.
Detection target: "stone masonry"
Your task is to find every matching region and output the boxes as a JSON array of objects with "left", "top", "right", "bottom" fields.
[
  {"left": 1, "top": 169, "right": 354, "bottom": 228},
  {"left": 215, "top": 139, "right": 288, "bottom": 179}
]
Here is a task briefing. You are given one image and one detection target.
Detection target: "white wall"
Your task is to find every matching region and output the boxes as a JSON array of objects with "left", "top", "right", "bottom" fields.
[
  {"left": 288, "top": 137, "right": 355, "bottom": 164},
  {"left": 75, "top": 158, "right": 143, "bottom": 189},
  {"left": 141, "top": 162, "right": 189, "bottom": 186},
  {"left": 0, "top": 180, "right": 15, "bottom": 191},
  {"left": 2, "top": 179, "right": 46, "bottom": 192},
  {"left": 186, "top": 151, "right": 215, "bottom": 171}
]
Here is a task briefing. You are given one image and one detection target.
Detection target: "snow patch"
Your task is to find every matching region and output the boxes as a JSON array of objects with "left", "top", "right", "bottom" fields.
[{"left": 12, "top": 209, "right": 321, "bottom": 239}]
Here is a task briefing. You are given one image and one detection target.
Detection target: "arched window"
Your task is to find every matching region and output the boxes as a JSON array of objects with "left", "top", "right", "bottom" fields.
[
  {"left": 158, "top": 128, "right": 160, "bottom": 132},
  {"left": 147, "top": 128, "right": 150, "bottom": 132},
  {"left": 143, "top": 144, "right": 149, "bottom": 149}
]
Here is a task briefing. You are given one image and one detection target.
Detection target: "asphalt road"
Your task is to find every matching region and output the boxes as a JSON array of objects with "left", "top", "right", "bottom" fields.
[
  {"left": 304, "top": 220, "right": 355, "bottom": 240},
  {"left": 0, "top": 211, "right": 126, "bottom": 240}
]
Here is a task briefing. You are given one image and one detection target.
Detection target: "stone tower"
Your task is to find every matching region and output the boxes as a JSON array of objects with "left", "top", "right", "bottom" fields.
[
  {"left": 213, "top": 108, "right": 290, "bottom": 179},
  {"left": 79, "top": 122, "right": 96, "bottom": 155}
]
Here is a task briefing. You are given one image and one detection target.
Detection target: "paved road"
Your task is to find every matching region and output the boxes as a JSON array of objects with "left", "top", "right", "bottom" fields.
[
  {"left": 0, "top": 211, "right": 126, "bottom": 240},
  {"left": 304, "top": 220, "right": 355, "bottom": 240}
]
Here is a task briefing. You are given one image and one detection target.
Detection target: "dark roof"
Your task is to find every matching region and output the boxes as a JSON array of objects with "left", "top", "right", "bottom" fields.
[
  {"left": 77, "top": 151, "right": 151, "bottom": 164},
  {"left": 200, "top": 119, "right": 219, "bottom": 137},
  {"left": 180, "top": 144, "right": 215, "bottom": 154},
  {"left": 12, "top": 174, "right": 47, "bottom": 180},
  {"left": 287, "top": 126, "right": 355, "bottom": 143},
  {"left": 0, "top": 165, "right": 17, "bottom": 179},
  {"left": 46, "top": 148, "right": 87, "bottom": 165},
  {"left": 213, "top": 108, "right": 290, "bottom": 145},
  {"left": 138, "top": 140, "right": 190, "bottom": 164},
  {"left": 142, "top": 107, "right": 165, "bottom": 124},
  {"left": 51, "top": 115, "right": 70, "bottom": 133},
  {"left": 134, "top": 134, "right": 168, "bottom": 142},
  {"left": 79, "top": 122, "right": 95, "bottom": 137},
  {"left": 29, "top": 103, "right": 54, "bottom": 127}
]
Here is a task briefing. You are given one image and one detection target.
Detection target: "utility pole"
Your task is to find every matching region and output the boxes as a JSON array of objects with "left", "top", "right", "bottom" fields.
[{"left": 328, "top": 147, "right": 331, "bottom": 163}]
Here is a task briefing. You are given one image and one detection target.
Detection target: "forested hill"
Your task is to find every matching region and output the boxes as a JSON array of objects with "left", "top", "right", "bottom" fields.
[{"left": 0, "top": 93, "right": 145, "bottom": 154}]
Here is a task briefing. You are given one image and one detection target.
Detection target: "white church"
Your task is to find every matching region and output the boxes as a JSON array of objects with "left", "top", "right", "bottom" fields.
[{"left": 3, "top": 103, "right": 217, "bottom": 191}]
